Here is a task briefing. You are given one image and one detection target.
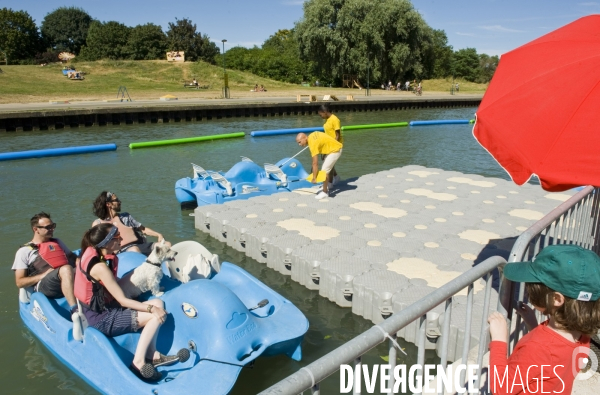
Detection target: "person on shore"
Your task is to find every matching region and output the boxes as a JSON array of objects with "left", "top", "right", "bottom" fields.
[
  {"left": 488, "top": 244, "right": 600, "bottom": 394},
  {"left": 318, "top": 104, "right": 342, "bottom": 185},
  {"left": 75, "top": 223, "right": 177, "bottom": 381},
  {"left": 92, "top": 191, "right": 170, "bottom": 256},
  {"left": 12, "top": 212, "right": 77, "bottom": 313},
  {"left": 295, "top": 132, "right": 342, "bottom": 200},
  {"left": 405, "top": 80, "right": 410, "bottom": 91}
]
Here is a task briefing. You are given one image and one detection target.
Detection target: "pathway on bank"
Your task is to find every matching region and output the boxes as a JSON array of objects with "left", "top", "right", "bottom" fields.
[{"left": 0, "top": 93, "right": 483, "bottom": 115}]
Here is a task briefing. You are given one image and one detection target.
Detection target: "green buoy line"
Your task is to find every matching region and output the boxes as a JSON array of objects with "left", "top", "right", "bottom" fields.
[
  {"left": 341, "top": 122, "right": 408, "bottom": 131},
  {"left": 129, "top": 132, "right": 245, "bottom": 149}
]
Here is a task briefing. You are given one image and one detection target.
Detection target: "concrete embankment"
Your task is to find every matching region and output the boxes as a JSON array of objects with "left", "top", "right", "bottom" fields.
[{"left": 0, "top": 94, "right": 482, "bottom": 132}]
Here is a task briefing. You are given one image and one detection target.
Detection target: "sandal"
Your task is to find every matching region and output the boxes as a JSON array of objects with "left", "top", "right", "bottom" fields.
[
  {"left": 130, "top": 363, "right": 161, "bottom": 382},
  {"left": 146, "top": 353, "right": 179, "bottom": 367},
  {"left": 146, "top": 348, "right": 191, "bottom": 367}
]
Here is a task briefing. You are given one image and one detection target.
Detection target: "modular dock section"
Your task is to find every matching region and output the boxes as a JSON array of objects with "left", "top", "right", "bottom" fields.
[{"left": 193, "top": 165, "right": 574, "bottom": 359}]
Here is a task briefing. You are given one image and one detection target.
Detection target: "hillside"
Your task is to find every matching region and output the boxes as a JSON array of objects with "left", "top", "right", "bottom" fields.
[{"left": 0, "top": 60, "right": 488, "bottom": 104}]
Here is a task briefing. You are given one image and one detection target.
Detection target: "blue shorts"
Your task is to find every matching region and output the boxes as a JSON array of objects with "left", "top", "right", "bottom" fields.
[{"left": 83, "top": 306, "right": 138, "bottom": 337}]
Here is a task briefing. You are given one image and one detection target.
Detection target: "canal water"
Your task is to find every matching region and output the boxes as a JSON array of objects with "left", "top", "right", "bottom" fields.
[{"left": 0, "top": 107, "right": 506, "bottom": 394}]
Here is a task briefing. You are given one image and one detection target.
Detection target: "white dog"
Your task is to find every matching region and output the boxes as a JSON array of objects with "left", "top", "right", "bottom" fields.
[{"left": 119, "top": 240, "right": 177, "bottom": 298}]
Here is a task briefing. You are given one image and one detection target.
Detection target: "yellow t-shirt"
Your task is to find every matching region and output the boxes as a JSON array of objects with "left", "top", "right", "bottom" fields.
[
  {"left": 308, "top": 132, "right": 343, "bottom": 157},
  {"left": 323, "top": 114, "right": 343, "bottom": 144}
]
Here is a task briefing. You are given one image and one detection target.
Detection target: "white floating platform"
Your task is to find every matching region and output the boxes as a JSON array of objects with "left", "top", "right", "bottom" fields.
[{"left": 194, "top": 165, "right": 574, "bottom": 359}]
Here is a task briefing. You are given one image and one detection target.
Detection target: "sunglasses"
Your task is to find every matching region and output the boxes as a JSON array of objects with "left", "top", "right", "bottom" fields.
[
  {"left": 37, "top": 223, "right": 57, "bottom": 230},
  {"left": 108, "top": 198, "right": 121, "bottom": 203}
]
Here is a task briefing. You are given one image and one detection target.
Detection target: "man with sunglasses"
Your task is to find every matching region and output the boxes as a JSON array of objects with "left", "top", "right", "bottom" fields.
[
  {"left": 12, "top": 212, "right": 78, "bottom": 312},
  {"left": 92, "top": 191, "right": 170, "bottom": 256}
]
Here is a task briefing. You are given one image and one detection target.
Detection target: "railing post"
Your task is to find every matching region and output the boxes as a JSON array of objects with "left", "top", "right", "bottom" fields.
[
  {"left": 388, "top": 335, "right": 397, "bottom": 393},
  {"left": 475, "top": 273, "right": 494, "bottom": 390},
  {"left": 458, "top": 284, "right": 474, "bottom": 392},
  {"left": 416, "top": 315, "right": 427, "bottom": 394}
]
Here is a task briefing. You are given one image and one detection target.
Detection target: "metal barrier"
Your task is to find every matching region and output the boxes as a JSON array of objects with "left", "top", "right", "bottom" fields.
[
  {"left": 261, "top": 186, "right": 599, "bottom": 395},
  {"left": 503, "top": 186, "right": 600, "bottom": 351},
  {"left": 260, "top": 255, "right": 509, "bottom": 394}
]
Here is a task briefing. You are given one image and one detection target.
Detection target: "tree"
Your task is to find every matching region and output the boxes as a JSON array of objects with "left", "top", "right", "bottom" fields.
[
  {"left": 294, "top": 0, "right": 435, "bottom": 85},
  {"left": 452, "top": 48, "right": 480, "bottom": 82},
  {"left": 165, "top": 18, "right": 218, "bottom": 63},
  {"left": 126, "top": 23, "right": 167, "bottom": 60},
  {"left": 477, "top": 53, "right": 499, "bottom": 83},
  {"left": 223, "top": 30, "right": 312, "bottom": 84},
  {"left": 421, "top": 29, "right": 453, "bottom": 79},
  {"left": 79, "top": 21, "right": 131, "bottom": 60},
  {"left": 0, "top": 8, "right": 41, "bottom": 64},
  {"left": 261, "top": 29, "right": 308, "bottom": 83},
  {"left": 40, "top": 7, "right": 92, "bottom": 54}
]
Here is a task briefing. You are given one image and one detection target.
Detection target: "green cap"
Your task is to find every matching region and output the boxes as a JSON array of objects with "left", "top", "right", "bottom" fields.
[{"left": 503, "top": 244, "right": 600, "bottom": 302}]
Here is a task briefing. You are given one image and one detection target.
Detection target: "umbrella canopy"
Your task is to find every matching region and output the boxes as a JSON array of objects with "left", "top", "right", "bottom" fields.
[{"left": 473, "top": 15, "right": 600, "bottom": 192}]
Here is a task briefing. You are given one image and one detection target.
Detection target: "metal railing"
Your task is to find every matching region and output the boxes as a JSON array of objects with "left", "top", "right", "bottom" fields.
[
  {"left": 260, "top": 255, "right": 509, "bottom": 394},
  {"left": 504, "top": 186, "right": 600, "bottom": 351},
  {"left": 260, "top": 186, "right": 600, "bottom": 395}
]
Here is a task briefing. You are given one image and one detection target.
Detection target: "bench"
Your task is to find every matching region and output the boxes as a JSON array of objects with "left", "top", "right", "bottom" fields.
[
  {"left": 183, "top": 83, "right": 209, "bottom": 89},
  {"left": 322, "top": 95, "right": 339, "bottom": 101},
  {"left": 297, "top": 94, "right": 317, "bottom": 102}
]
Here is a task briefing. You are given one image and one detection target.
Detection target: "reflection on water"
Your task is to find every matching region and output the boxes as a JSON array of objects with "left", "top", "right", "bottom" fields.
[
  {"left": 1, "top": 107, "right": 491, "bottom": 393},
  {"left": 21, "top": 330, "right": 95, "bottom": 395}
]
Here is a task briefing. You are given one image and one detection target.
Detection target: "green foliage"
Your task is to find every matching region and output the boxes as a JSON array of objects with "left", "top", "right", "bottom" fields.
[
  {"left": 0, "top": 8, "right": 41, "bottom": 64},
  {"left": 126, "top": 23, "right": 167, "bottom": 60},
  {"left": 294, "top": 0, "right": 437, "bottom": 85},
  {"left": 422, "top": 29, "right": 453, "bottom": 79},
  {"left": 40, "top": 7, "right": 92, "bottom": 54},
  {"left": 79, "top": 21, "right": 131, "bottom": 60},
  {"left": 452, "top": 48, "right": 480, "bottom": 82},
  {"left": 166, "top": 18, "right": 218, "bottom": 64},
  {"left": 224, "top": 29, "right": 311, "bottom": 84},
  {"left": 477, "top": 53, "right": 499, "bottom": 83}
]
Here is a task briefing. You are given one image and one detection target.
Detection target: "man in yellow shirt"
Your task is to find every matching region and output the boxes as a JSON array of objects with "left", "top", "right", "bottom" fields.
[
  {"left": 296, "top": 132, "right": 343, "bottom": 200},
  {"left": 318, "top": 104, "right": 342, "bottom": 185}
]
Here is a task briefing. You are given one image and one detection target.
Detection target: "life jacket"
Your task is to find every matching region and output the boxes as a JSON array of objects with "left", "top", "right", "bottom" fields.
[
  {"left": 95, "top": 215, "right": 142, "bottom": 247},
  {"left": 23, "top": 239, "right": 69, "bottom": 276},
  {"left": 74, "top": 247, "right": 119, "bottom": 313}
]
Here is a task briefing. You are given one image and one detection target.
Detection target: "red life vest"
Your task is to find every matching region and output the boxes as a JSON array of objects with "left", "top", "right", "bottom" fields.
[
  {"left": 74, "top": 247, "right": 119, "bottom": 312},
  {"left": 23, "top": 239, "right": 69, "bottom": 275}
]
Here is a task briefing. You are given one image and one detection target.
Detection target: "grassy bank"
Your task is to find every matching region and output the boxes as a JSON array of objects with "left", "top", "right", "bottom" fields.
[{"left": 0, "top": 60, "right": 487, "bottom": 104}]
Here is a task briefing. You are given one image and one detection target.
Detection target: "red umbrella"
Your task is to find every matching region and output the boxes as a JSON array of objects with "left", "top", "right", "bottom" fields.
[{"left": 473, "top": 15, "right": 600, "bottom": 192}]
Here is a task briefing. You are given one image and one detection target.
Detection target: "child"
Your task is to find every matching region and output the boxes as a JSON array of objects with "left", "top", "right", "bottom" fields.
[{"left": 488, "top": 244, "right": 600, "bottom": 394}]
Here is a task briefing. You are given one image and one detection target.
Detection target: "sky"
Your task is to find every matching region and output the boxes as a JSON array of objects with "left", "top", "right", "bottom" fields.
[{"left": 4, "top": 0, "right": 600, "bottom": 56}]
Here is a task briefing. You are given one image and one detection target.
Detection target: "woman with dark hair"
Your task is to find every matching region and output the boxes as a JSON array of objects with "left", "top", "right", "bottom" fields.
[
  {"left": 74, "top": 223, "right": 177, "bottom": 381},
  {"left": 92, "top": 191, "right": 170, "bottom": 256}
]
